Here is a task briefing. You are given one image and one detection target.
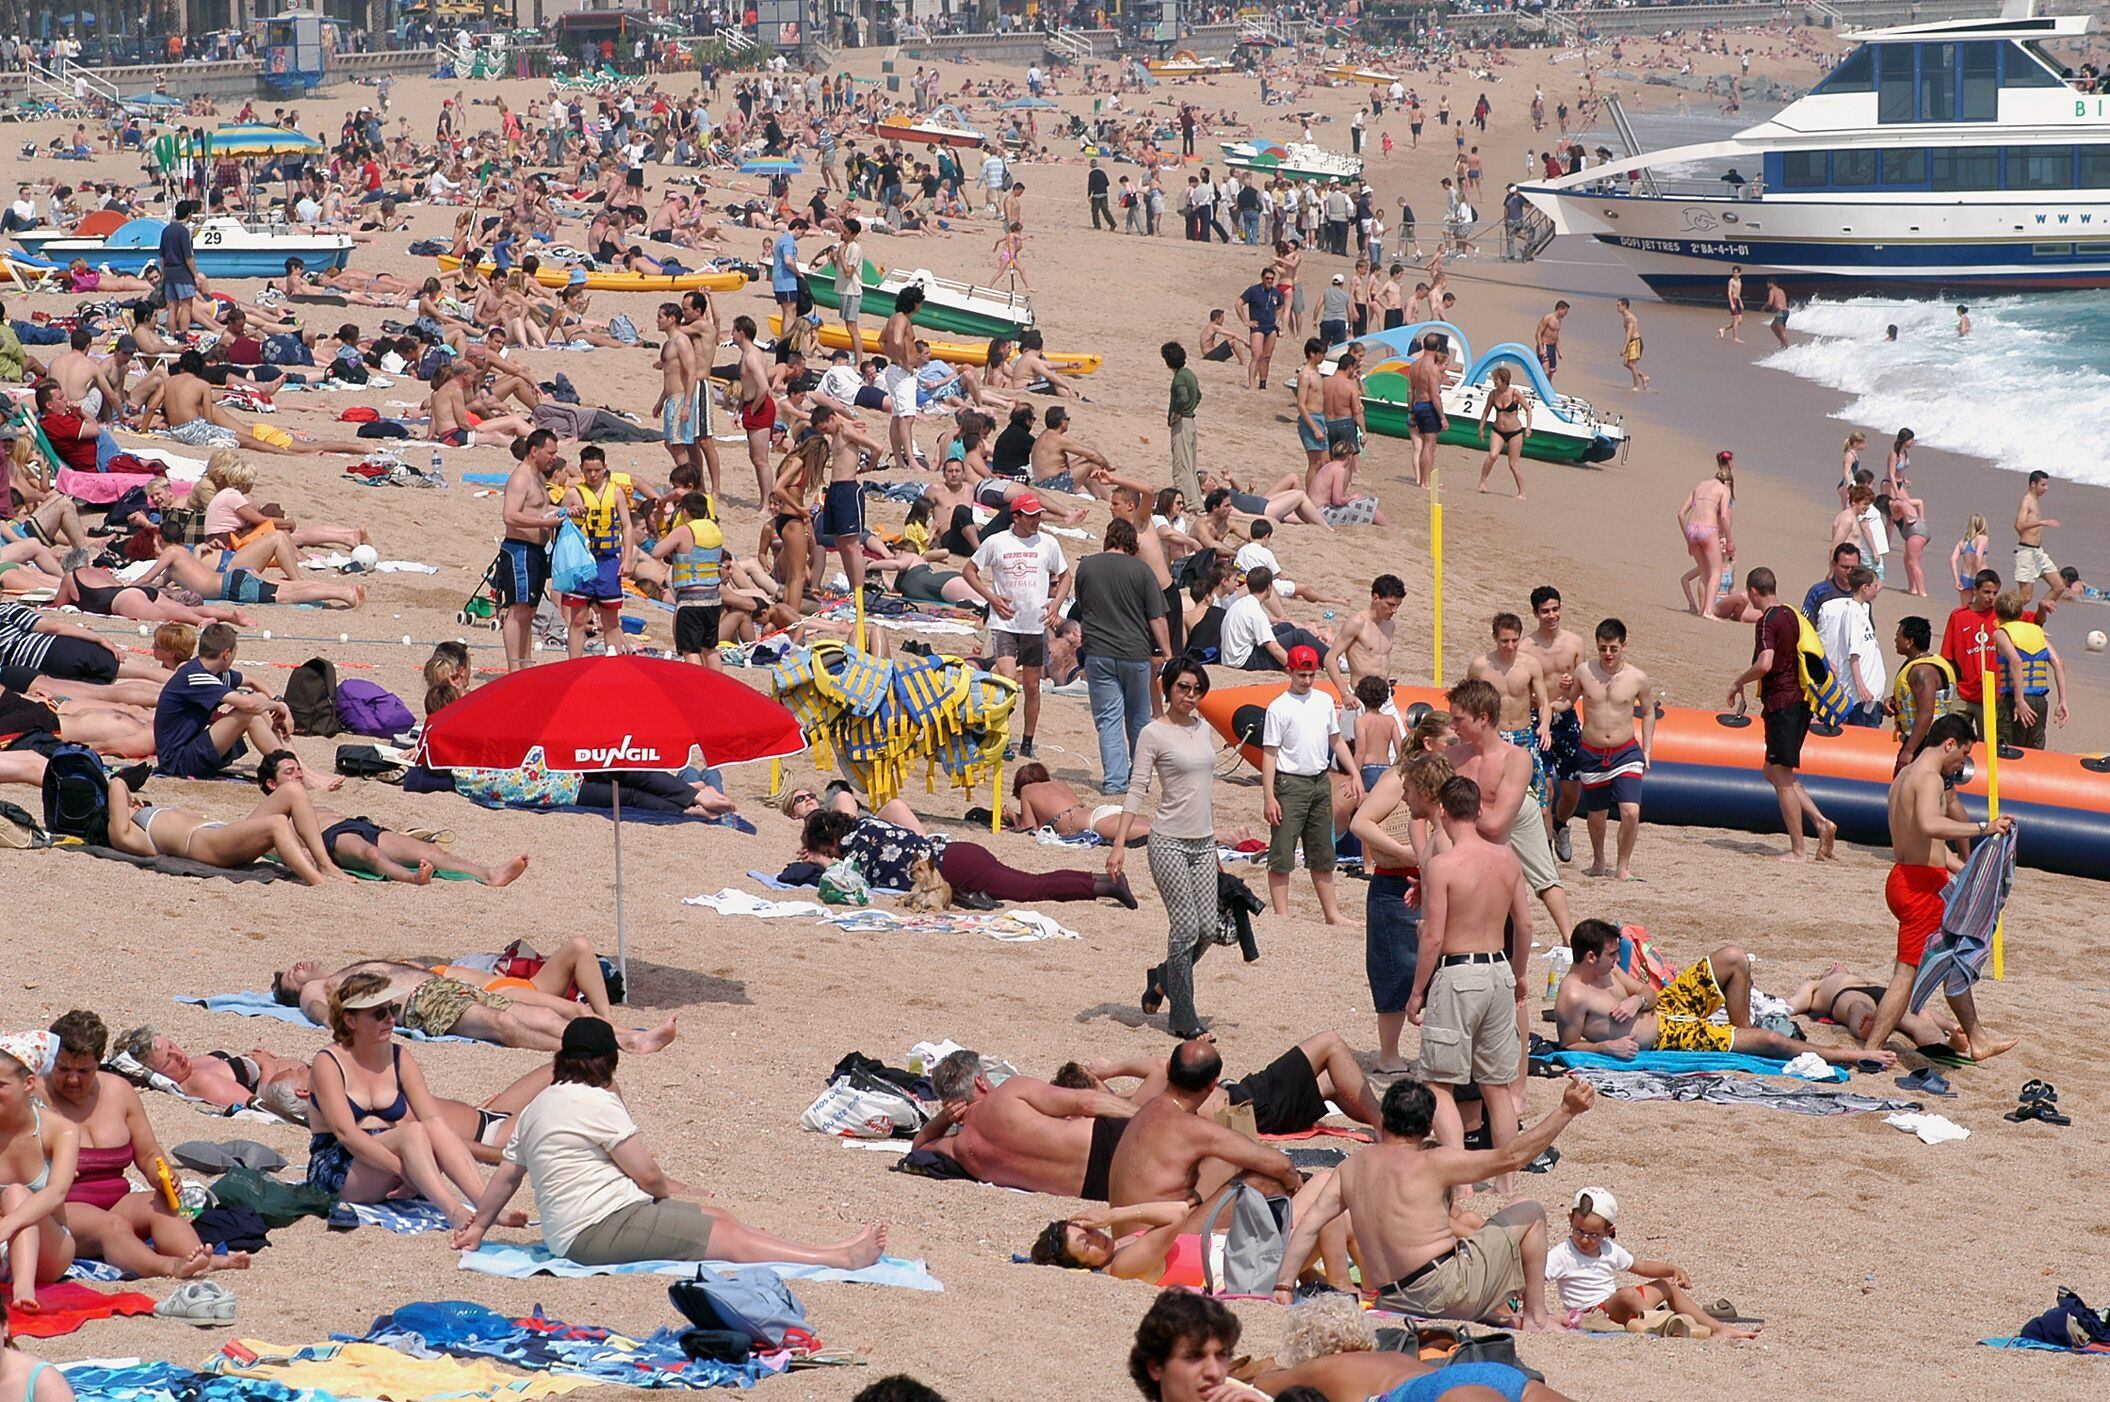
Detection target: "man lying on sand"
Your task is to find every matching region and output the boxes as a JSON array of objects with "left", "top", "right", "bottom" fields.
[
  {"left": 911, "top": 1050, "right": 1139, "bottom": 1199},
  {"left": 1056, "top": 1029, "right": 1384, "bottom": 1135},
  {"left": 1555, "top": 919, "right": 1893, "bottom": 1067},
  {"left": 1787, "top": 963, "right": 1972, "bottom": 1056},
  {"left": 271, "top": 959, "right": 676, "bottom": 1053}
]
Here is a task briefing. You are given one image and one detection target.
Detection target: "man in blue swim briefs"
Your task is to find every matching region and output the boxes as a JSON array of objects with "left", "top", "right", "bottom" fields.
[
  {"left": 1271, "top": 1076, "right": 1596, "bottom": 1329},
  {"left": 1407, "top": 333, "right": 1449, "bottom": 489},
  {"left": 1533, "top": 300, "right": 1569, "bottom": 378}
]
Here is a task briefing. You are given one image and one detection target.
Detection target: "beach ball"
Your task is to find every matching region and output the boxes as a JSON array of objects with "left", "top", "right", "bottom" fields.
[
  {"left": 2088, "top": 630, "right": 2107, "bottom": 653},
  {"left": 351, "top": 544, "right": 380, "bottom": 571}
]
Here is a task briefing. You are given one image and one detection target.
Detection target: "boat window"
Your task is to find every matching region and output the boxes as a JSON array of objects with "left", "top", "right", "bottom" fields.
[
  {"left": 2002, "top": 42, "right": 2070, "bottom": 89},
  {"left": 1831, "top": 149, "right": 1878, "bottom": 187},
  {"left": 1782, "top": 151, "right": 1827, "bottom": 189},
  {"left": 2006, "top": 145, "right": 2072, "bottom": 191},
  {"left": 1960, "top": 44, "right": 1998, "bottom": 120},
  {"left": 1919, "top": 45, "right": 1957, "bottom": 123},
  {"left": 1880, "top": 149, "right": 1927, "bottom": 185},
  {"left": 2033, "top": 243, "right": 2077, "bottom": 258},
  {"left": 1813, "top": 47, "right": 1874, "bottom": 95},
  {"left": 2080, "top": 147, "right": 2110, "bottom": 188},
  {"left": 1877, "top": 45, "right": 1916, "bottom": 124},
  {"left": 1929, "top": 147, "right": 1999, "bottom": 192}
]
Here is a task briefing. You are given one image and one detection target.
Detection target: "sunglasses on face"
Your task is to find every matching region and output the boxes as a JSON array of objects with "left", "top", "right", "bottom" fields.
[{"left": 363, "top": 1004, "right": 401, "bottom": 1021}]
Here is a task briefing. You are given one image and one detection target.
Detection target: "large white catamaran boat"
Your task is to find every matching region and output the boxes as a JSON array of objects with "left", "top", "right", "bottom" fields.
[{"left": 1522, "top": 2, "right": 2110, "bottom": 302}]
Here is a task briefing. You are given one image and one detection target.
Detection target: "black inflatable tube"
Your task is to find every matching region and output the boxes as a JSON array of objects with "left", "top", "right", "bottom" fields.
[{"left": 1641, "top": 761, "right": 2110, "bottom": 880}]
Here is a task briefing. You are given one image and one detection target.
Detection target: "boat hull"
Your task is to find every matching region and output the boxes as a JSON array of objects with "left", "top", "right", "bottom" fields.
[
  {"left": 1360, "top": 395, "right": 1611, "bottom": 464},
  {"left": 768, "top": 315, "right": 1099, "bottom": 374},
  {"left": 13, "top": 235, "right": 352, "bottom": 277},
  {"left": 803, "top": 266, "right": 1032, "bottom": 339},
  {"left": 871, "top": 120, "right": 986, "bottom": 149},
  {"left": 1523, "top": 186, "right": 2110, "bottom": 303},
  {"left": 433, "top": 254, "right": 744, "bottom": 292}
]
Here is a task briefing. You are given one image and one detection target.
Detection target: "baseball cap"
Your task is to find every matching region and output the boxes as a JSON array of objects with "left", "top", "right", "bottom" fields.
[
  {"left": 1331, "top": 273, "right": 1345, "bottom": 285},
  {"left": 567, "top": 268, "right": 589, "bottom": 286},
  {"left": 1286, "top": 645, "right": 1320, "bottom": 672},
  {"left": 115, "top": 334, "right": 139, "bottom": 355},
  {"left": 1572, "top": 1186, "right": 1619, "bottom": 1225},
  {"left": 1012, "top": 493, "right": 1044, "bottom": 516},
  {"left": 562, "top": 1017, "right": 620, "bottom": 1057}
]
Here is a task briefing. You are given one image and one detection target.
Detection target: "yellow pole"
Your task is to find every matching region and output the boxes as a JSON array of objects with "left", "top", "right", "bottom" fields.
[
  {"left": 1430, "top": 470, "right": 1444, "bottom": 686},
  {"left": 1981, "top": 661, "right": 2003, "bottom": 980},
  {"left": 990, "top": 752, "right": 1004, "bottom": 835},
  {"left": 855, "top": 589, "right": 867, "bottom": 655},
  {"left": 768, "top": 758, "right": 782, "bottom": 799}
]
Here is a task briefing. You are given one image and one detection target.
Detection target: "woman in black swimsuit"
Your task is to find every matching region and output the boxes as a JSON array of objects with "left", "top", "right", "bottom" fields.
[
  {"left": 57, "top": 569, "right": 244, "bottom": 627},
  {"left": 1475, "top": 364, "right": 1533, "bottom": 500}
]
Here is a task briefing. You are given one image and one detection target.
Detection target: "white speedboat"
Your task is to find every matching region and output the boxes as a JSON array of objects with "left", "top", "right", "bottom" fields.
[
  {"left": 1521, "top": 1, "right": 2110, "bottom": 302},
  {"left": 12, "top": 215, "right": 352, "bottom": 277},
  {"left": 1219, "top": 139, "right": 1363, "bottom": 184}
]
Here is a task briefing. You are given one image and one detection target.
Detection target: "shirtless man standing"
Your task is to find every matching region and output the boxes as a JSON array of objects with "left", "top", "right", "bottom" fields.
[
  {"left": 1718, "top": 266, "right": 1745, "bottom": 343},
  {"left": 1556, "top": 918, "right": 1882, "bottom": 1066},
  {"left": 2013, "top": 470, "right": 2064, "bottom": 609},
  {"left": 730, "top": 314, "right": 777, "bottom": 505},
  {"left": 809, "top": 403, "right": 887, "bottom": 618},
  {"left": 1324, "top": 573, "right": 1405, "bottom": 694},
  {"left": 1521, "top": 585, "right": 1586, "bottom": 862},
  {"left": 1319, "top": 345, "right": 1365, "bottom": 479},
  {"left": 1533, "top": 300, "right": 1568, "bottom": 380},
  {"left": 1445, "top": 677, "right": 1573, "bottom": 941},
  {"left": 1294, "top": 338, "right": 1329, "bottom": 475},
  {"left": 1273, "top": 1076, "right": 1595, "bottom": 1328},
  {"left": 1407, "top": 334, "right": 1449, "bottom": 489},
  {"left": 1104, "top": 1040, "right": 1302, "bottom": 1209},
  {"left": 1467, "top": 613, "right": 1552, "bottom": 792},
  {"left": 1407, "top": 776, "right": 1531, "bottom": 1184},
  {"left": 677, "top": 289, "right": 724, "bottom": 493},
  {"left": 912, "top": 1051, "right": 1138, "bottom": 1199},
  {"left": 1112, "top": 485, "right": 1178, "bottom": 658},
  {"left": 1859, "top": 714, "right": 2018, "bottom": 1061},
  {"left": 879, "top": 287, "right": 925, "bottom": 474},
  {"left": 1573, "top": 617, "right": 1652, "bottom": 880},
  {"left": 653, "top": 302, "right": 708, "bottom": 499},
  {"left": 494, "top": 428, "right": 562, "bottom": 670}
]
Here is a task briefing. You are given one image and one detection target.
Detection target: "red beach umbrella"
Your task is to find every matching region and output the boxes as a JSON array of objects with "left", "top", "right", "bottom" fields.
[{"left": 415, "top": 656, "right": 806, "bottom": 985}]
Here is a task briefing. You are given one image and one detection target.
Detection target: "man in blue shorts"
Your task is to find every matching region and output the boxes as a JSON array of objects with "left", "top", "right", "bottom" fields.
[
  {"left": 494, "top": 429, "right": 562, "bottom": 670},
  {"left": 152, "top": 622, "right": 293, "bottom": 779}
]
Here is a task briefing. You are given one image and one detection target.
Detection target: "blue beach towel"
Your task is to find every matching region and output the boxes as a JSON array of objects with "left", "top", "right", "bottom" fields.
[
  {"left": 327, "top": 1199, "right": 453, "bottom": 1235},
  {"left": 1535, "top": 1049, "right": 1849, "bottom": 1083},
  {"left": 174, "top": 993, "right": 479, "bottom": 1044},
  {"left": 458, "top": 1242, "right": 942, "bottom": 1292}
]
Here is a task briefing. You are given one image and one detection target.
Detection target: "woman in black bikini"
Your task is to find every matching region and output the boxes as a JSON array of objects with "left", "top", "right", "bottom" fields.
[
  {"left": 1475, "top": 364, "right": 1533, "bottom": 500},
  {"left": 55, "top": 568, "right": 249, "bottom": 627}
]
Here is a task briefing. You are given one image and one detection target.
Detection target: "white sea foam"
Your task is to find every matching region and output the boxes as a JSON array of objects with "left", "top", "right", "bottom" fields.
[{"left": 1758, "top": 294, "right": 2110, "bottom": 487}]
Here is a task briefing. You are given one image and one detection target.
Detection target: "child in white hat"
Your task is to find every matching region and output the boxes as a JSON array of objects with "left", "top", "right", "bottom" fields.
[{"left": 1543, "top": 1186, "right": 1760, "bottom": 1339}]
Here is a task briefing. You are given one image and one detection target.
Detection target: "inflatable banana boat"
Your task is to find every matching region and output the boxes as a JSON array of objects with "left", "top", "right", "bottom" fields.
[
  {"left": 434, "top": 254, "right": 745, "bottom": 293},
  {"left": 767, "top": 315, "right": 1102, "bottom": 375},
  {"left": 1198, "top": 682, "right": 2110, "bottom": 879}
]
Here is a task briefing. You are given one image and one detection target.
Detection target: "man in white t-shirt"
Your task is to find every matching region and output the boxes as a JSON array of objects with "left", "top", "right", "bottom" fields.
[
  {"left": 1816, "top": 567, "right": 1886, "bottom": 727},
  {"left": 1220, "top": 567, "right": 1327, "bottom": 671},
  {"left": 1261, "top": 645, "right": 1359, "bottom": 923},
  {"left": 964, "top": 495, "right": 1069, "bottom": 759}
]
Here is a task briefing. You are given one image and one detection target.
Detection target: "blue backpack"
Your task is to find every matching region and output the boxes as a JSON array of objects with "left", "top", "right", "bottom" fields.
[
  {"left": 335, "top": 680, "right": 415, "bottom": 737},
  {"left": 668, "top": 1266, "right": 814, "bottom": 1351},
  {"left": 41, "top": 744, "right": 110, "bottom": 846}
]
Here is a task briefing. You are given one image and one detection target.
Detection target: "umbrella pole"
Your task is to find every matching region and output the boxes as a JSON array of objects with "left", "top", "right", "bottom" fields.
[{"left": 612, "top": 782, "right": 628, "bottom": 993}]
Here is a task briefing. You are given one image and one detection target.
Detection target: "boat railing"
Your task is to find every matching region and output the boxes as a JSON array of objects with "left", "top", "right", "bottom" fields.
[
  {"left": 1561, "top": 173, "right": 1765, "bottom": 200},
  {"left": 25, "top": 59, "right": 118, "bottom": 110}
]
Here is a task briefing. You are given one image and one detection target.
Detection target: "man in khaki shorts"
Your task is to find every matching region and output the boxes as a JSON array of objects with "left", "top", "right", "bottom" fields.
[{"left": 1407, "top": 774, "right": 1533, "bottom": 1194}]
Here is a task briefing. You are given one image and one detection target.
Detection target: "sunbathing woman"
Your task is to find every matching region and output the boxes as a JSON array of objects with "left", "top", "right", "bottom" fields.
[
  {"left": 104, "top": 773, "right": 353, "bottom": 886},
  {"left": 258, "top": 751, "right": 526, "bottom": 885},
  {"left": 1009, "top": 762, "right": 1252, "bottom": 847},
  {"left": 0, "top": 1033, "right": 76, "bottom": 1309},
  {"left": 132, "top": 547, "right": 366, "bottom": 610},
  {"left": 38, "top": 1013, "right": 246, "bottom": 1282},
  {"left": 454, "top": 1018, "right": 886, "bottom": 1269},
  {"left": 196, "top": 455, "right": 374, "bottom": 553},
  {"left": 798, "top": 809, "right": 1136, "bottom": 907},
  {"left": 1032, "top": 1173, "right": 1354, "bottom": 1290},
  {"left": 305, "top": 973, "right": 530, "bottom": 1233},
  {"left": 779, "top": 781, "right": 926, "bottom": 835},
  {"left": 54, "top": 567, "right": 250, "bottom": 628}
]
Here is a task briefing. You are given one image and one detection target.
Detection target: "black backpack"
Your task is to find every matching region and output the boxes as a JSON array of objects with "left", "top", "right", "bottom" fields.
[
  {"left": 41, "top": 744, "right": 111, "bottom": 845},
  {"left": 285, "top": 657, "right": 343, "bottom": 736}
]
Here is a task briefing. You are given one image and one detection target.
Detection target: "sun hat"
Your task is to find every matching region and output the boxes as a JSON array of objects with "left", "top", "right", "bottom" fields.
[{"left": 338, "top": 982, "right": 398, "bottom": 1011}]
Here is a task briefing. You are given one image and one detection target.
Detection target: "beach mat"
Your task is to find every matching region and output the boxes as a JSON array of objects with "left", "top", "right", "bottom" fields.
[
  {"left": 211, "top": 1340, "right": 593, "bottom": 1402},
  {"left": 8, "top": 1280, "right": 157, "bottom": 1338},
  {"left": 1534, "top": 1048, "right": 1849, "bottom": 1083},
  {"left": 174, "top": 992, "right": 479, "bottom": 1044},
  {"left": 458, "top": 1242, "right": 943, "bottom": 1292},
  {"left": 67, "top": 843, "right": 292, "bottom": 884},
  {"left": 327, "top": 1199, "right": 452, "bottom": 1235},
  {"left": 490, "top": 801, "right": 755, "bottom": 831}
]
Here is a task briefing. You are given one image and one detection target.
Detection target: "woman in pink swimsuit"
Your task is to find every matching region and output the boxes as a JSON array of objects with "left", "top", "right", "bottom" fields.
[{"left": 1676, "top": 450, "right": 1737, "bottom": 617}]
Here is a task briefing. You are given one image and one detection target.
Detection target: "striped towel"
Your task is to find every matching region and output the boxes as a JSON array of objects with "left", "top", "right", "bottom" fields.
[{"left": 1909, "top": 826, "right": 2017, "bottom": 1012}]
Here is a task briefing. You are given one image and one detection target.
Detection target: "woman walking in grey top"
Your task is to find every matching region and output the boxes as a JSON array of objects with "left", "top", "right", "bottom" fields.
[{"left": 1110, "top": 657, "right": 1223, "bottom": 1038}]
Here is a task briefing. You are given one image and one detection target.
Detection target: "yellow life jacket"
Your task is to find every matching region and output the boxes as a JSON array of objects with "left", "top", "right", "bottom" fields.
[
  {"left": 668, "top": 515, "right": 724, "bottom": 600},
  {"left": 1892, "top": 653, "right": 1955, "bottom": 739},
  {"left": 573, "top": 478, "right": 621, "bottom": 554},
  {"left": 1997, "top": 619, "right": 2053, "bottom": 696},
  {"left": 1789, "top": 608, "right": 1851, "bottom": 727}
]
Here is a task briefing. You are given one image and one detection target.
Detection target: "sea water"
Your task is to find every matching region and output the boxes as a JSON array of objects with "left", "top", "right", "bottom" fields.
[{"left": 1759, "top": 294, "right": 2110, "bottom": 487}]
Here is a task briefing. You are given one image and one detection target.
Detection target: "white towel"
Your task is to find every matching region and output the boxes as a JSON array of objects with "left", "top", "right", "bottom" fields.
[
  {"left": 1780, "top": 1052, "right": 1834, "bottom": 1081},
  {"left": 1884, "top": 1111, "right": 1969, "bottom": 1145},
  {"left": 682, "top": 889, "right": 827, "bottom": 918}
]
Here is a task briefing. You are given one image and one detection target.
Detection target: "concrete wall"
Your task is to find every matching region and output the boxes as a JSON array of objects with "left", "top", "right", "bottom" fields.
[
  {"left": 1563, "top": 4, "right": 1794, "bottom": 37},
  {"left": 1814, "top": 0, "right": 2007, "bottom": 29},
  {"left": 1, "top": 48, "right": 459, "bottom": 106},
  {"left": 899, "top": 29, "right": 1117, "bottom": 63}
]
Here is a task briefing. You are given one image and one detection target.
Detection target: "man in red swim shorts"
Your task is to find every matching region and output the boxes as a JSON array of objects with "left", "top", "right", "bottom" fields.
[{"left": 1861, "top": 714, "right": 2016, "bottom": 1061}]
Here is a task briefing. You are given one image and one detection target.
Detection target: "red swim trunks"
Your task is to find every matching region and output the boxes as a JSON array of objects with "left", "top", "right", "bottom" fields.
[
  {"left": 1884, "top": 863, "right": 1949, "bottom": 966},
  {"left": 740, "top": 395, "right": 777, "bottom": 432}
]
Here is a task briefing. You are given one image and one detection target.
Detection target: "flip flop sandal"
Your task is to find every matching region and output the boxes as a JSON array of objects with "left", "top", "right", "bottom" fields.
[
  {"left": 1898, "top": 1068, "right": 1954, "bottom": 1096},
  {"left": 1710, "top": 1298, "right": 1765, "bottom": 1324}
]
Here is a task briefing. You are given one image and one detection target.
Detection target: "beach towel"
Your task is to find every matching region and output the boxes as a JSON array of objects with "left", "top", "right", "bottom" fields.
[
  {"left": 1980, "top": 1337, "right": 2110, "bottom": 1354},
  {"left": 1534, "top": 1048, "right": 1849, "bottom": 1083},
  {"left": 5, "top": 1280, "right": 158, "bottom": 1338},
  {"left": 301, "top": 553, "right": 441, "bottom": 575},
  {"left": 484, "top": 800, "right": 755, "bottom": 833},
  {"left": 64, "top": 1259, "right": 129, "bottom": 1283},
  {"left": 58, "top": 1361, "right": 334, "bottom": 1402},
  {"left": 462, "top": 472, "right": 512, "bottom": 486},
  {"left": 174, "top": 993, "right": 480, "bottom": 1045},
  {"left": 65, "top": 843, "right": 294, "bottom": 884},
  {"left": 327, "top": 1198, "right": 454, "bottom": 1235},
  {"left": 1911, "top": 825, "right": 2018, "bottom": 1012},
  {"left": 745, "top": 868, "right": 908, "bottom": 897},
  {"left": 458, "top": 1243, "right": 942, "bottom": 1292},
  {"left": 1565, "top": 1069, "right": 1916, "bottom": 1117},
  {"left": 210, "top": 1340, "right": 595, "bottom": 1402},
  {"left": 682, "top": 890, "right": 828, "bottom": 919},
  {"left": 821, "top": 906, "right": 1080, "bottom": 942},
  {"left": 353, "top": 1304, "right": 770, "bottom": 1390}
]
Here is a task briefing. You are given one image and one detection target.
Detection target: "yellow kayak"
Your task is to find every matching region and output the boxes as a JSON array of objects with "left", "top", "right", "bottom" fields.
[
  {"left": 435, "top": 254, "right": 745, "bottom": 293},
  {"left": 771, "top": 315, "right": 1102, "bottom": 375},
  {"left": 1324, "top": 65, "right": 1400, "bottom": 87}
]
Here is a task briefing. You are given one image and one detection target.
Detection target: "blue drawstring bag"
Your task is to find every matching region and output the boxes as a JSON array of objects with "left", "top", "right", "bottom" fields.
[
  {"left": 550, "top": 520, "right": 597, "bottom": 595},
  {"left": 668, "top": 1266, "right": 813, "bottom": 1351}
]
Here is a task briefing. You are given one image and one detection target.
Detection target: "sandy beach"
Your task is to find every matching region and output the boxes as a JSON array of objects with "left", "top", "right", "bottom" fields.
[{"left": 5, "top": 26, "right": 2110, "bottom": 1401}]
